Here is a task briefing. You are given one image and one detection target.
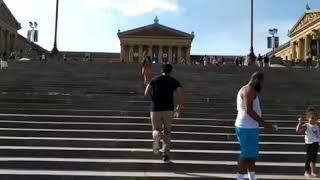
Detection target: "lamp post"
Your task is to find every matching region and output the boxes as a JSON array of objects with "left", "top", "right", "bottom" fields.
[
  {"left": 268, "top": 28, "right": 278, "bottom": 57},
  {"left": 247, "top": 0, "right": 256, "bottom": 65},
  {"left": 51, "top": 0, "right": 59, "bottom": 56}
]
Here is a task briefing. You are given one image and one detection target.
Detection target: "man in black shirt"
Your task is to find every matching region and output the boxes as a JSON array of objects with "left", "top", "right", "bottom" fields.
[{"left": 145, "top": 64, "right": 184, "bottom": 163}]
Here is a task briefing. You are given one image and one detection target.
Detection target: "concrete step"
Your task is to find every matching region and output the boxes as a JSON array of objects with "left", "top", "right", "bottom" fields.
[
  {"left": 0, "top": 159, "right": 308, "bottom": 176},
  {"left": 0, "top": 171, "right": 312, "bottom": 180},
  {"left": 0, "top": 116, "right": 301, "bottom": 128},
  {"left": 0, "top": 121, "right": 298, "bottom": 135},
  {"left": 0, "top": 148, "right": 307, "bottom": 163},
  {"left": 0, "top": 138, "right": 305, "bottom": 151},
  {"left": 0, "top": 106, "right": 307, "bottom": 115},
  {"left": 0, "top": 111, "right": 301, "bottom": 120},
  {"left": 0, "top": 128, "right": 303, "bottom": 142}
]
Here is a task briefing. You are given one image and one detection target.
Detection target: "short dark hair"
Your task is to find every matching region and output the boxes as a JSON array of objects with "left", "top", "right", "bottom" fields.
[
  {"left": 250, "top": 71, "right": 264, "bottom": 82},
  {"left": 162, "top": 64, "right": 173, "bottom": 74}
]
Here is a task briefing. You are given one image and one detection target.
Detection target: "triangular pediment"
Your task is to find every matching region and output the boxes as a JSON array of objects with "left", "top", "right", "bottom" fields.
[
  {"left": 289, "top": 9, "right": 320, "bottom": 37},
  {"left": 0, "top": 1, "right": 21, "bottom": 30},
  {"left": 118, "top": 23, "right": 194, "bottom": 40}
]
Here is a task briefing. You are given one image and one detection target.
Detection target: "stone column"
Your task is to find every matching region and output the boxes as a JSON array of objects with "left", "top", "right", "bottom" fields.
[
  {"left": 177, "top": 46, "right": 182, "bottom": 63},
  {"left": 305, "top": 35, "right": 310, "bottom": 60},
  {"left": 0, "top": 28, "right": 2, "bottom": 53},
  {"left": 168, "top": 46, "right": 173, "bottom": 63},
  {"left": 129, "top": 45, "right": 134, "bottom": 62},
  {"left": 4, "top": 30, "right": 9, "bottom": 53},
  {"left": 138, "top": 45, "right": 143, "bottom": 62},
  {"left": 292, "top": 41, "right": 297, "bottom": 60},
  {"left": 186, "top": 46, "right": 191, "bottom": 64},
  {"left": 12, "top": 33, "right": 17, "bottom": 52},
  {"left": 159, "top": 45, "right": 163, "bottom": 63},
  {"left": 120, "top": 44, "right": 125, "bottom": 62},
  {"left": 9, "top": 33, "right": 13, "bottom": 53},
  {"left": 297, "top": 40, "right": 301, "bottom": 60},
  {"left": 148, "top": 45, "right": 152, "bottom": 59}
]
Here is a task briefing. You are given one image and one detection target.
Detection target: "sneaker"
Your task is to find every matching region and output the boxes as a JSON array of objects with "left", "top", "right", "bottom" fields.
[
  {"left": 311, "top": 173, "right": 318, "bottom": 177},
  {"left": 152, "top": 131, "right": 161, "bottom": 155},
  {"left": 305, "top": 172, "right": 312, "bottom": 178},
  {"left": 162, "top": 155, "right": 170, "bottom": 163}
]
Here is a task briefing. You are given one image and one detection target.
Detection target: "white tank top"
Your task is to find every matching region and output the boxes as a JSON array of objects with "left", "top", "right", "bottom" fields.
[
  {"left": 235, "top": 90, "right": 262, "bottom": 129},
  {"left": 305, "top": 123, "right": 320, "bottom": 144}
]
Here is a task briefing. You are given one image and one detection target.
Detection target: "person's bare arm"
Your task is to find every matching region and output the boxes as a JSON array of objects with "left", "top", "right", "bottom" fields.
[
  {"left": 144, "top": 84, "right": 153, "bottom": 97},
  {"left": 176, "top": 87, "right": 184, "bottom": 113},
  {"left": 243, "top": 88, "right": 270, "bottom": 128},
  {"left": 296, "top": 117, "right": 307, "bottom": 133}
]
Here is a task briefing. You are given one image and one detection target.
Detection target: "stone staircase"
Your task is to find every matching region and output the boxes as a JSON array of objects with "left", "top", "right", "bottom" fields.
[{"left": 0, "top": 62, "right": 319, "bottom": 179}]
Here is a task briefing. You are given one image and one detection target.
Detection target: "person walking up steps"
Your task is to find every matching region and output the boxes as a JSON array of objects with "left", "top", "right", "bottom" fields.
[
  {"left": 141, "top": 52, "right": 152, "bottom": 86},
  {"left": 296, "top": 107, "right": 320, "bottom": 178},
  {"left": 144, "top": 64, "right": 184, "bottom": 163},
  {"left": 235, "top": 71, "right": 273, "bottom": 180}
]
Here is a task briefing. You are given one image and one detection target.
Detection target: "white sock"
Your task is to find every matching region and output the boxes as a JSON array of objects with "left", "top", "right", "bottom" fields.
[
  {"left": 153, "top": 131, "right": 161, "bottom": 139},
  {"left": 248, "top": 172, "right": 256, "bottom": 180},
  {"left": 236, "top": 174, "right": 245, "bottom": 180}
]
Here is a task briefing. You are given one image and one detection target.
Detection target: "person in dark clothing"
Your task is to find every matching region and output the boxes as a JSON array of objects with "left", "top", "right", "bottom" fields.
[
  {"left": 235, "top": 57, "right": 240, "bottom": 67},
  {"left": 144, "top": 64, "right": 184, "bottom": 163},
  {"left": 306, "top": 57, "right": 313, "bottom": 69},
  {"left": 263, "top": 56, "right": 270, "bottom": 68},
  {"left": 257, "top": 54, "right": 263, "bottom": 67}
]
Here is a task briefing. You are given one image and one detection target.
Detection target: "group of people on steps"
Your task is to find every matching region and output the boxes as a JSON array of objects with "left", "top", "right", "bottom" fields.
[{"left": 141, "top": 53, "right": 319, "bottom": 179}]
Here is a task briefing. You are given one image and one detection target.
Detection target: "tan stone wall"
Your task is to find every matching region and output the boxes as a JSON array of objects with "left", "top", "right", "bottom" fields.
[{"left": 119, "top": 36, "right": 192, "bottom": 64}]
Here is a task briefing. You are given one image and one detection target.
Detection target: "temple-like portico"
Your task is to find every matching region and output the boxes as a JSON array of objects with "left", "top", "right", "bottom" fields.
[
  {"left": 118, "top": 17, "right": 194, "bottom": 63},
  {"left": 0, "top": 0, "right": 21, "bottom": 54},
  {"left": 273, "top": 8, "right": 320, "bottom": 61}
]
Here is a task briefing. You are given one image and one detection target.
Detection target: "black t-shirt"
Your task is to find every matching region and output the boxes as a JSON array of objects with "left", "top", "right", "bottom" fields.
[{"left": 150, "top": 75, "right": 182, "bottom": 112}]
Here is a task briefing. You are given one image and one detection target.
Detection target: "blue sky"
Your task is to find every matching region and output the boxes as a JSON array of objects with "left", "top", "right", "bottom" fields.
[{"left": 4, "top": 0, "right": 320, "bottom": 55}]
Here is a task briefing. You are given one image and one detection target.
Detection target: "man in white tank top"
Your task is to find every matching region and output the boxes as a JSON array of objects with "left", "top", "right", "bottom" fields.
[{"left": 235, "top": 72, "right": 272, "bottom": 180}]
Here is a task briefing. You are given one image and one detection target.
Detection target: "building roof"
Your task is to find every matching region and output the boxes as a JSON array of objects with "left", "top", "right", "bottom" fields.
[
  {"left": 0, "top": 0, "right": 21, "bottom": 30},
  {"left": 265, "top": 41, "right": 290, "bottom": 57},
  {"left": 118, "top": 18, "right": 194, "bottom": 40},
  {"left": 17, "top": 34, "right": 48, "bottom": 52},
  {"left": 288, "top": 9, "right": 320, "bottom": 37}
]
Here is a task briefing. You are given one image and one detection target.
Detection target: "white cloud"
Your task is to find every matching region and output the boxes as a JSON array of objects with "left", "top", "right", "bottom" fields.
[{"left": 84, "top": 0, "right": 179, "bottom": 16}]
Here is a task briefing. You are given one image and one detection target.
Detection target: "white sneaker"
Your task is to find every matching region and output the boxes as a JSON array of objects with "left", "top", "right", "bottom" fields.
[
  {"left": 305, "top": 172, "right": 312, "bottom": 178},
  {"left": 152, "top": 131, "right": 161, "bottom": 155}
]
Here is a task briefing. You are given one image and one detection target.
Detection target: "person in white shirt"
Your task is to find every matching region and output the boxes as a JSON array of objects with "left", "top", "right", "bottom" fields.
[
  {"left": 235, "top": 71, "right": 273, "bottom": 180},
  {"left": 296, "top": 108, "right": 320, "bottom": 178}
]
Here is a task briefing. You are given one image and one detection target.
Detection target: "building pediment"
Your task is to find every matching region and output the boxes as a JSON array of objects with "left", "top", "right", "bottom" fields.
[
  {"left": 0, "top": 0, "right": 21, "bottom": 30},
  {"left": 118, "top": 23, "right": 194, "bottom": 40},
  {"left": 288, "top": 9, "right": 320, "bottom": 37}
]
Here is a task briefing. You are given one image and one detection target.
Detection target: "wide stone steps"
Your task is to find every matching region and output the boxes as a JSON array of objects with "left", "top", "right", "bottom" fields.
[{"left": 0, "top": 63, "right": 319, "bottom": 179}]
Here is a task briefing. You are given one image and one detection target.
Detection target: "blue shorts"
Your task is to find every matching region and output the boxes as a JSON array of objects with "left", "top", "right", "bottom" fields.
[{"left": 235, "top": 128, "right": 260, "bottom": 159}]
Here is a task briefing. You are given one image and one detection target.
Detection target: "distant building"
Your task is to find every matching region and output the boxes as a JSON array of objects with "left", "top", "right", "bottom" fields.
[
  {"left": 118, "top": 17, "right": 195, "bottom": 63},
  {"left": 61, "top": 51, "right": 120, "bottom": 62},
  {"left": 0, "top": 0, "right": 47, "bottom": 59},
  {"left": 269, "top": 7, "right": 320, "bottom": 62},
  {"left": 0, "top": 0, "right": 21, "bottom": 54}
]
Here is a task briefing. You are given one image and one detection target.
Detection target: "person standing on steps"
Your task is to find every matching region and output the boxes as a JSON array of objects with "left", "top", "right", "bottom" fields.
[
  {"left": 257, "top": 54, "right": 263, "bottom": 68},
  {"left": 296, "top": 107, "right": 320, "bottom": 178},
  {"left": 144, "top": 64, "right": 184, "bottom": 163},
  {"left": 141, "top": 52, "right": 152, "bottom": 86},
  {"left": 235, "top": 71, "right": 273, "bottom": 180}
]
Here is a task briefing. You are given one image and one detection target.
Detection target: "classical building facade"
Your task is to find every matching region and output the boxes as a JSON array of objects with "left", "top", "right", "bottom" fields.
[
  {"left": 118, "top": 17, "right": 194, "bottom": 63},
  {"left": 0, "top": 0, "right": 21, "bottom": 54},
  {"left": 273, "top": 8, "right": 320, "bottom": 61}
]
